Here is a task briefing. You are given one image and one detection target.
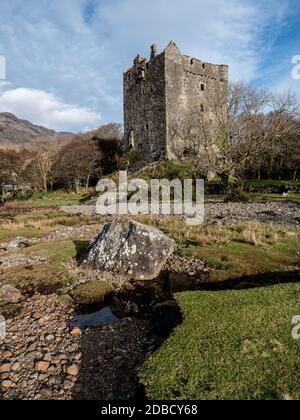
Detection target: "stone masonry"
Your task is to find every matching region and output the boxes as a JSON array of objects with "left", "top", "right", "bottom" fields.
[{"left": 123, "top": 41, "right": 229, "bottom": 163}]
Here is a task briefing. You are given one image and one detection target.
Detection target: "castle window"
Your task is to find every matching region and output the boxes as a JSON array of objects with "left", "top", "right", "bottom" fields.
[
  {"left": 202, "top": 63, "right": 206, "bottom": 69},
  {"left": 201, "top": 83, "right": 205, "bottom": 91},
  {"left": 128, "top": 74, "right": 131, "bottom": 82},
  {"left": 145, "top": 123, "right": 149, "bottom": 130}
]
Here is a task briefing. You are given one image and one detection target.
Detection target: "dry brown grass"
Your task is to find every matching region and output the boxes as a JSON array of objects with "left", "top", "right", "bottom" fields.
[
  {"left": 241, "top": 221, "right": 280, "bottom": 246},
  {"left": 1, "top": 219, "right": 52, "bottom": 231},
  {"left": 134, "top": 215, "right": 289, "bottom": 247}
]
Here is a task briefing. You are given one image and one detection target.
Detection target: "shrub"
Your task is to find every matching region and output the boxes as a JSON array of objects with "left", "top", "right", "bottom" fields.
[{"left": 224, "top": 187, "right": 250, "bottom": 203}]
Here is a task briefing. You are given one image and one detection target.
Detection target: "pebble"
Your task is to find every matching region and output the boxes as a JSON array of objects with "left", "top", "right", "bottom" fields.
[
  {"left": 2, "top": 380, "right": 12, "bottom": 388},
  {"left": 35, "top": 361, "right": 50, "bottom": 372},
  {"left": 65, "top": 365, "right": 79, "bottom": 377},
  {"left": 0, "top": 364, "right": 11, "bottom": 373},
  {"left": 70, "top": 328, "right": 81, "bottom": 336}
]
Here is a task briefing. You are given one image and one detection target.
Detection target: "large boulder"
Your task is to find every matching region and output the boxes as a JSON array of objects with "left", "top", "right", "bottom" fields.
[
  {"left": 79, "top": 218, "right": 175, "bottom": 281},
  {"left": 0, "top": 285, "right": 23, "bottom": 304}
]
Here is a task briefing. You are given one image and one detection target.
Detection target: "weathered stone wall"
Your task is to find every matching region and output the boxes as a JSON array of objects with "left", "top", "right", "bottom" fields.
[
  {"left": 164, "top": 42, "right": 228, "bottom": 159},
  {"left": 123, "top": 42, "right": 229, "bottom": 163},
  {"left": 123, "top": 51, "right": 167, "bottom": 162}
]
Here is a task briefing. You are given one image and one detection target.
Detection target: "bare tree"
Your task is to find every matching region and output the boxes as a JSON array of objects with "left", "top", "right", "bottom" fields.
[
  {"left": 26, "top": 139, "right": 60, "bottom": 193},
  {"left": 169, "top": 81, "right": 300, "bottom": 187},
  {"left": 53, "top": 137, "right": 102, "bottom": 192}
]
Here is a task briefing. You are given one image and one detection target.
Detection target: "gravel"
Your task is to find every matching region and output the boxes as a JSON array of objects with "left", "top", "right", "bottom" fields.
[
  {"left": 62, "top": 201, "right": 300, "bottom": 227},
  {"left": 0, "top": 294, "right": 160, "bottom": 400}
]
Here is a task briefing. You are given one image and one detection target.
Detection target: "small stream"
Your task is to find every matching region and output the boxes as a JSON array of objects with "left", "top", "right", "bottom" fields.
[
  {"left": 69, "top": 270, "right": 210, "bottom": 336},
  {"left": 68, "top": 270, "right": 209, "bottom": 400},
  {"left": 67, "top": 268, "right": 300, "bottom": 400}
]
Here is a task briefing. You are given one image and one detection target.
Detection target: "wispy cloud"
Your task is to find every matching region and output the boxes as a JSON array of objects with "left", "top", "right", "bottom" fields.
[
  {"left": 0, "top": 88, "right": 102, "bottom": 132},
  {"left": 0, "top": 0, "right": 298, "bottom": 131}
]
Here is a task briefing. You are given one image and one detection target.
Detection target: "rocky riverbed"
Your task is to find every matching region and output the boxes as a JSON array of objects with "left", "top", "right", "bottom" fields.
[
  {"left": 1, "top": 200, "right": 299, "bottom": 400},
  {"left": 0, "top": 293, "right": 161, "bottom": 400},
  {"left": 62, "top": 201, "right": 300, "bottom": 227}
]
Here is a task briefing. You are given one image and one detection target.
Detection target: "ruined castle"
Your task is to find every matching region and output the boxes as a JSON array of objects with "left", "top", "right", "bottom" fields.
[{"left": 124, "top": 41, "right": 229, "bottom": 162}]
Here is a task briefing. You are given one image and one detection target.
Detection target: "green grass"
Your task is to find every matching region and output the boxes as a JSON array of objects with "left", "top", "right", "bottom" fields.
[
  {"left": 70, "top": 281, "right": 113, "bottom": 306},
  {"left": 251, "top": 193, "right": 300, "bottom": 202},
  {"left": 15, "top": 188, "right": 95, "bottom": 207},
  {"left": 182, "top": 236, "right": 300, "bottom": 282},
  {"left": 0, "top": 262, "right": 75, "bottom": 295},
  {"left": 0, "top": 226, "right": 45, "bottom": 241},
  {"left": 141, "top": 283, "right": 300, "bottom": 400},
  {"left": 25, "top": 239, "right": 81, "bottom": 261},
  {"left": 0, "top": 209, "right": 100, "bottom": 242},
  {"left": 135, "top": 217, "right": 300, "bottom": 283},
  {"left": 245, "top": 179, "right": 300, "bottom": 188},
  {"left": 0, "top": 240, "right": 83, "bottom": 294}
]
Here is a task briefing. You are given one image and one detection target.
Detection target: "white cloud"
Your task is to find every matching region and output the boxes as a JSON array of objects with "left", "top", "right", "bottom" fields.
[
  {"left": 0, "top": 0, "right": 296, "bottom": 130},
  {"left": 0, "top": 87, "right": 102, "bottom": 132}
]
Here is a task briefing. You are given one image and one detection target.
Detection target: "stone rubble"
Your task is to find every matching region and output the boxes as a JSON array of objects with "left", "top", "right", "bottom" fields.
[
  {"left": 62, "top": 201, "right": 300, "bottom": 227},
  {"left": 0, "top": 294, "right": 160, "bottom": 400}
]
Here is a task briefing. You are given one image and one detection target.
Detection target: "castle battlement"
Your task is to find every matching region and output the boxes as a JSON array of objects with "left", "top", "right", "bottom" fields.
[{"left": 123, "top": 41, "right": 229, "bottom": 162}]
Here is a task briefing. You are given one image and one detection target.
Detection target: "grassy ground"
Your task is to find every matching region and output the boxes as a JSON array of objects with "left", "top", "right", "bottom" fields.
[
  {"left": 136, "top": 217, "right": 300, "bottom": 283},
  {"left": 19, "top": 188, "right": 95, "bottom": 207},
  {"left": 0, "top": 208, "right": 100, "bottom": 241},
  {"left": 138, "top": 215, "right": 300, "bottom": 400},
  {"left": 141, "top": 284, "right": 300, "bottom": 400},
  {"left": 1, "top": 189, "right": 300, "bottom": 399},
  {"left": 250, "top": 193, "right": 300, "bottom": 202},
  {"left": 245, "top": 179, "right": 300, "bottom": 187},
  {"left": 0, "top": 240, "right": 80, "bottom": 294}
]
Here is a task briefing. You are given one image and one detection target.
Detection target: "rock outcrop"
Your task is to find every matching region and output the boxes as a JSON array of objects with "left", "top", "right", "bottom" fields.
[{"left": 79, "top": 218, "right": 175, "bottom": 281}]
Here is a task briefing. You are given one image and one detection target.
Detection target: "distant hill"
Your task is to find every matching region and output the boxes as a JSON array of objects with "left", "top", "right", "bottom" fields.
[{"left": 0, "top": 112, "right": 74, "bottom": 146}]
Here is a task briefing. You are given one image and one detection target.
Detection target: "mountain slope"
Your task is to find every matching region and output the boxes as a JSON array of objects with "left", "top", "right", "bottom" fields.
[{"left": 0, "top": 112, "right": 74, "bottom": 146}]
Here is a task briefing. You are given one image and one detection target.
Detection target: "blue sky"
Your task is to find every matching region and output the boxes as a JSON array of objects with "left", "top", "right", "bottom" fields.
[{"left": 0, "top": 0, "right": 299, "bottom": 132}]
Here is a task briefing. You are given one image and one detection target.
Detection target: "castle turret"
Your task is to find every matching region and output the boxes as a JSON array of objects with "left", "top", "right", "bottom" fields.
[{"left": 150, "top": 44, "right": 158, "bottom": 60}]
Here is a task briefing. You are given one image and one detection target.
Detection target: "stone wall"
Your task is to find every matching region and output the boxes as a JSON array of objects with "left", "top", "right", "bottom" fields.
[
  {"left": 164, "top": 42, "right": 228, "bottom": 160},
  {"left": 123, "top": 41, "right": 229, "bottom": 163},
  {"left": 123, "top": 51, "right": 167, "bottom": 162}
]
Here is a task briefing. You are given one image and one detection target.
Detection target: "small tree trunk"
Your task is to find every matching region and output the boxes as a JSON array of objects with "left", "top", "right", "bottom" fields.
[
  {"left": 75, "top": 179, "right": 80, "bottom": 193},
  {"left": 43, "top": 176, "right": 48, "bottom": 194},
  {"left": 293, "top": 170, "right": 297, "bottom": 181},
  {"left": 219, "top": 174, "right": 230, "bottom": 193},
  {"left": 85, "top": 175, "right": 90, "bottom": 189}
]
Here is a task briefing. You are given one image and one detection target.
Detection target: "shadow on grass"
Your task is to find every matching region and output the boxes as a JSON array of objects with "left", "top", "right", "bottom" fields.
[
  {"left": 73, "top": 240, "right": 90, "bottom": 263},
  {"left": 195, "top": 270, "right": 300, "bottom": 291}
]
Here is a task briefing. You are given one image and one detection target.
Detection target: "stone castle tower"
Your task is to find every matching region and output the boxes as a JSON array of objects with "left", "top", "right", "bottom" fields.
[{"left": 123, "top": 41, "right": 229, "bottom": 162}]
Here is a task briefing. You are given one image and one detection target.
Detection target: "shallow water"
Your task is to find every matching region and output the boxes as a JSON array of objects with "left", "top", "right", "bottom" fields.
[{"left": 69, "top": 307, "right": 118, "bottom": 330}]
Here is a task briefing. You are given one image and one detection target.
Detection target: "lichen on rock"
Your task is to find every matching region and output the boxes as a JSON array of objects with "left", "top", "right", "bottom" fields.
[{"left": 79, "top": 218, "right": 175, "bottom": 281}]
